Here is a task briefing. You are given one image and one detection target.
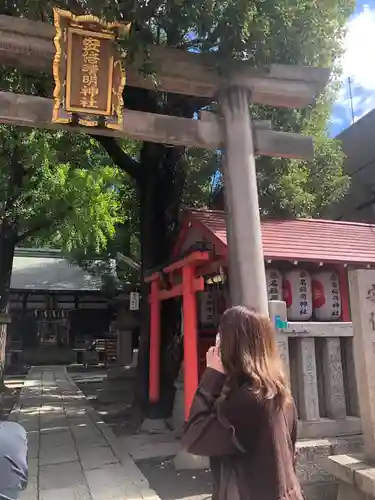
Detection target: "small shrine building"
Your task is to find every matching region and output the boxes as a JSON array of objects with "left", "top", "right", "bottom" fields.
[{"left": 145, "top": 210, "right": 375, "bottom": 433}]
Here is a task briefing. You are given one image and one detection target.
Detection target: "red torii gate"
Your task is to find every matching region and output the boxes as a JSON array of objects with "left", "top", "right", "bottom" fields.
[{"left": 145, "top": 251, "right": 222, "bottom": 419}]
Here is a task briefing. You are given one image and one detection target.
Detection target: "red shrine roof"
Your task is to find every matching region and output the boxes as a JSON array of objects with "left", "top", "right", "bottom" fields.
[{"left": 174, "top": 209, "right": 375, "bottom": 265}]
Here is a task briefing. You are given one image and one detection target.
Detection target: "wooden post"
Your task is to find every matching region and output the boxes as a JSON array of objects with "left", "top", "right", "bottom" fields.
[
  {"left": 149, "top": 280, "right": 161, "bottom": 402},
  {"left": 182, "top": 264, "right": 199, "bottom": 420},
  {"left": 338, "top": 266, "right": 351, "bottom": 321},
  {"left": 219, "top": 87, "right": 269, "bottom": 314}
]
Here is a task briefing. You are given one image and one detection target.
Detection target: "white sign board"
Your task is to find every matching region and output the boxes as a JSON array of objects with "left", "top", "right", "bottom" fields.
[
  {"left": 129, "top": 292, "right": 140, "bottom": 311},
  {"left": 348, "top": 269, "right": 375, "bottom": 461}
]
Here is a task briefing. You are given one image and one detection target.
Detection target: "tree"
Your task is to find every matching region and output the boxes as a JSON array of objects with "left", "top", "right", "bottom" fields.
[
  {"left": 0, "top": 126, "right": 124, "bottom": 381},
  {"left": 1, "top": 0, "right": 355, "bottom": 415},
  {"left": 215, "top": 94, "right": 351, "bottom": 217}
]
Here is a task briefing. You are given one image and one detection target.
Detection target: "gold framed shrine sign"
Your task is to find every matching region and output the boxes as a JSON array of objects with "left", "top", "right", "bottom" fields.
[{"left": 52, "top": 8, "right": 131, "bottom": 129}]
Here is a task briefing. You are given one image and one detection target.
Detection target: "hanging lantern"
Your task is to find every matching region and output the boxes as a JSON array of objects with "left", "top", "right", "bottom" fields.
[
  {"left": 283, "top": 269, "right": 313, "bottom": 321},
  {"left": 312, "top": 271, "right": 341, "bottom": 321},
  {"left": 266, "top": 268, "right": 283, "bottom": 301}
]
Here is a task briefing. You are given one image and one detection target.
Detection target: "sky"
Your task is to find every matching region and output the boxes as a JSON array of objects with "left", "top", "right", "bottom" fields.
[{"left": 329, "top": 1, "right": 375, "bottom": 137}]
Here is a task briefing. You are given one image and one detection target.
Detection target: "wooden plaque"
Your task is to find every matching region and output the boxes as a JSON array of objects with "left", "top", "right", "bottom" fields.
[{"left": 52, "top": 8, "right": 130, "bottom": 130}]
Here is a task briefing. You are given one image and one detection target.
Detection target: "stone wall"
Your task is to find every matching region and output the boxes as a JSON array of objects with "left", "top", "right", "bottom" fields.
[
  {"left": 173, "top": 322, "right": 361, "bottom": 439},
  {"left": 279, "top": 322, "right": 360, "bottom": 438}
]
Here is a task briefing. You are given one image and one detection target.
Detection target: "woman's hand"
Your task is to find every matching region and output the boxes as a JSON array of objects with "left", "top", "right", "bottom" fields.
[{"left": 206, "top": 346, "right": 224, "bottom": 374}]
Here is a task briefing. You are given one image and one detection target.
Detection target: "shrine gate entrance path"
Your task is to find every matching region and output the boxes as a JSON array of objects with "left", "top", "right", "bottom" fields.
[{"left": 11, "top": 366, "right": 159, "bottom": 500}]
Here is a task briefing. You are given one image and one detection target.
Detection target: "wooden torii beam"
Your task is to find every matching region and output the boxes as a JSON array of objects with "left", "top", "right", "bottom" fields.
[
  {"left": 0, "top": 14, "right": 330, "bottom": 108},
  {"left": 0, "top": 91, "right": 314, "bottom": 159}
]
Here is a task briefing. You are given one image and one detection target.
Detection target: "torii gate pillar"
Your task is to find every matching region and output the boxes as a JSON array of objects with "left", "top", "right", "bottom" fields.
[{"left": 219, "top": 87, "right": 269, "bottom": 314}]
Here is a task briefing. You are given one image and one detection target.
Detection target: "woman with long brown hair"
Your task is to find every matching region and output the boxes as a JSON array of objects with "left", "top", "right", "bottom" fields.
[{"left": 181, "top": 306, "right": 303, "bottom": 500}]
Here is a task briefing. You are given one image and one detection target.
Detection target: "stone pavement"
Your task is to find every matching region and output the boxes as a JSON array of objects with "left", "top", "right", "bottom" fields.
[{"left": 9, "top": 366, "right": 160, "bottom": 500}]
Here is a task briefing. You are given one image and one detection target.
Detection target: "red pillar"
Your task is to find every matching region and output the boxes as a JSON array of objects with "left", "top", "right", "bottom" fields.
[
  {"left": 182, "top": 264, "right": 199, "bottom": 420},
  {"left": 338, "top": 266, "right": 351, "bottom": 321},
  {"left": 149, "top": 280, "right": 161, "bottom": 402}
]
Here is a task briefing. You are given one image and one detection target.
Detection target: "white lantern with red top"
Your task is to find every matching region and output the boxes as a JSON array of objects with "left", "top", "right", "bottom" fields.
[
  {"left": 266, "top": 268, "right": 283, "bottom": 301},
  {"left": 312, "top": 271, "right": 341, "bottom": 321},
  {"left": 283, "top": 269, "right": 313, "bottom": 321}
]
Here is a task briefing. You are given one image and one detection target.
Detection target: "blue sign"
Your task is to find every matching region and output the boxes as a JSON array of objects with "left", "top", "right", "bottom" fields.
[{"left": 274, "top": 315, "right": 288, "bottom": 330}]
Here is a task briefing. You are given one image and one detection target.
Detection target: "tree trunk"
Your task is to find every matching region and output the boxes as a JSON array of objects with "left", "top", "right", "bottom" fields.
[
  {"left": 135, "top": 142, "right": 185, "bottom": 418},
  {"left": 0, "top": 229, "right": 17, "bottom": 386},
  {"left": 99, "top": 87, "right": 195, "bottom": 418}
]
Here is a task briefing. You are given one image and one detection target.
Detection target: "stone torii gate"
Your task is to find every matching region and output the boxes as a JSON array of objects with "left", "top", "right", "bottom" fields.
[{"left": 0, "top": 12, "right": 329, "bottom": 317}]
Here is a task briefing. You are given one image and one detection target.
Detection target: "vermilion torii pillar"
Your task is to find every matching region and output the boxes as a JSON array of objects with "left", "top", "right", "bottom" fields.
[{"left": 146, "top": 252, "right": 210, "bottom": 418}]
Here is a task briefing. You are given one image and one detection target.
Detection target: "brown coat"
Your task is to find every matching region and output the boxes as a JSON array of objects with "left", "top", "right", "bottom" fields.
[{"left": 181, "top": 368, "right": 304, "bottom": 500}]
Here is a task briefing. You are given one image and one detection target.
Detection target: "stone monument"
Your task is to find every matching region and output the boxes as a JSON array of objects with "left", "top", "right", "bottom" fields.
[{"left": 326, "top": 269, "right": 375, "bottom": 499}]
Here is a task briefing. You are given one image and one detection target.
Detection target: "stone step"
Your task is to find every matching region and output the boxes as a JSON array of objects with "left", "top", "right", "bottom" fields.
[{"left": 173, "top": 434, "right": 363, "bottom": 500}]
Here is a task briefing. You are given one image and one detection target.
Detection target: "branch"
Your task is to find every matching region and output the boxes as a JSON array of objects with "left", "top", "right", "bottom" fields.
[
  {"left": 93, "top": 135, "right": 140, "bottom": 180},
  {"left": 17, "top": 205, "right": 73, "bottom": 243}
]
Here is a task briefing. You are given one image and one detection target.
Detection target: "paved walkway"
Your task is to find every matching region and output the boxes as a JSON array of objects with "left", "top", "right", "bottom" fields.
[{"left": 10, "top": 366, "right": 160, "bottom": 500}]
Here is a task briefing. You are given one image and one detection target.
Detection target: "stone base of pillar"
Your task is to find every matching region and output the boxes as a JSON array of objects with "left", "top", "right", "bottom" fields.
[
  {"left": 174, "top": 449, "right": 209, "bottom": 470},
  {"left": 97, "top": 365, "right": 135, "bottom": 404},
  {"left": 326, "top": 454, "right": 375, "bottom": 499},
  {"left": 106, "top": 365, "right": 135, "bottom": 379},
  {"left": 140, "top": 418, "right": 169, "bottom": 434}
]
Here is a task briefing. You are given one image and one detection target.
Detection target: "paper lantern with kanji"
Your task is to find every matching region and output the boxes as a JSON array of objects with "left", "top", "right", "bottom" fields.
[
  {"left": 283, "top": 269, "right": 313, "bottom": 321},
  {"left": 266, "top": 268, "right": 283, "bottom": 301},
  {"left": 312, "top": 271, "right": 341, "bottom": 321}
]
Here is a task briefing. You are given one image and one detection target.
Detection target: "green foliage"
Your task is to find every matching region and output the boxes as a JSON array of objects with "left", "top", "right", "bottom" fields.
[
  {"left": 1, "top": 0, "right": 356, "bottom": 226},
  {"left": 0, "top": 126, "right": 124, "bottom": 252},
  {"left": 67, "top": 166, "right": 141, "bottom": 287},
  {"left": 250, "top": 94, "right": 351, "bottom": 218},
  {"left": 0, "top": 0, "right": 356, "bottom": 305},
  {"left": 182, "top": 149, "right": 221, "bottom": 209}
]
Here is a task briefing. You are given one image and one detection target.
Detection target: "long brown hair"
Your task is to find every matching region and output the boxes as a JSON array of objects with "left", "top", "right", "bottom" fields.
[{"left": 218, "top": 306, "right": 290, "bottom": 406}]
